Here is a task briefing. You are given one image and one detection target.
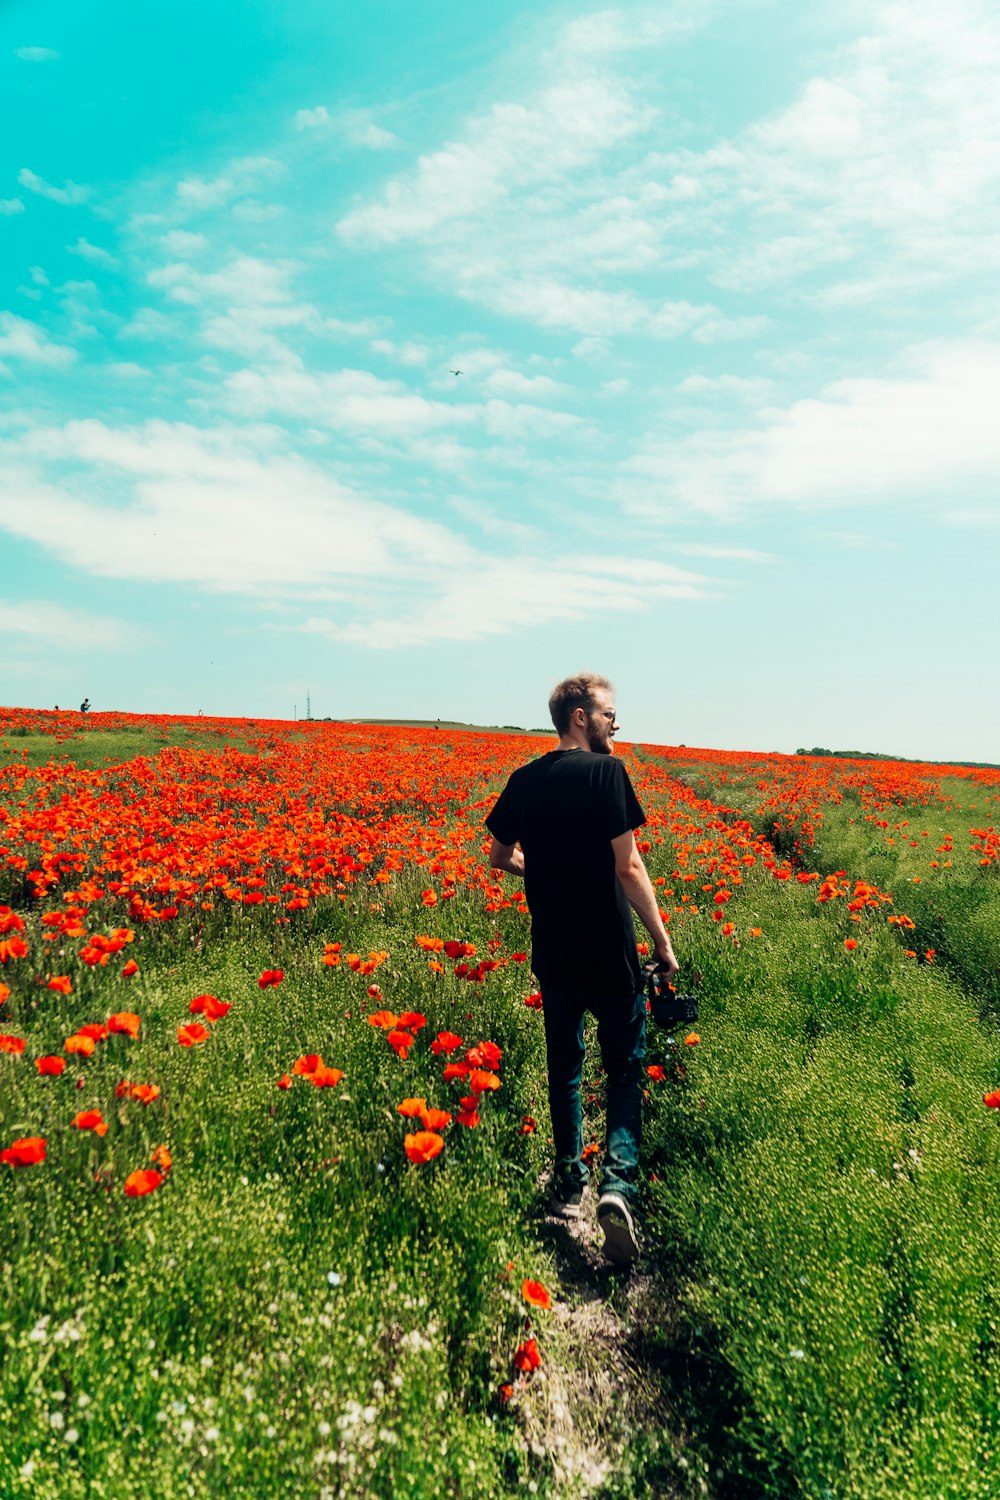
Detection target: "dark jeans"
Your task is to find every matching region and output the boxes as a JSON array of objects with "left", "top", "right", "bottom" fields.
[{"left": 540, "top": 982, "right": 646, "bottom": 1205}]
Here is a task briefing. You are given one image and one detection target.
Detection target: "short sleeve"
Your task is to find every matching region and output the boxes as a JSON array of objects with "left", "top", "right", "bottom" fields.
[
  {"left": 485, "top": 776, "right": 521, "bottom": 846},
  {"left": 602, "top": 760, "right": 646, "bottom": 841}
]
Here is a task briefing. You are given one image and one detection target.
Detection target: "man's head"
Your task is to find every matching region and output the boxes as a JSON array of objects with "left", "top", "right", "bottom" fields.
[{"left": 548, "top": 672, "right": 619, "bottom": 754}]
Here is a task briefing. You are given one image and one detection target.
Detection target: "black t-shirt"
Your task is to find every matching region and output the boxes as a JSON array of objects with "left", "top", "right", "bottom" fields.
[{"left": 485, "top": 750, "right": 647, "bottom": 997}]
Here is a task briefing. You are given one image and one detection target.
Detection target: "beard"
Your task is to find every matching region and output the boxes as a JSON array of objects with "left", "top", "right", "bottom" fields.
[{"left": 585, "top": 719, "right": 614, "bottom": 755}]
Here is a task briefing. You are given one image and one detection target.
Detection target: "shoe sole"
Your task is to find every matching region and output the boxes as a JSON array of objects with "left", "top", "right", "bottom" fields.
[{"left": 598, "top": 1202, "right": 640, "bottom": 1265}]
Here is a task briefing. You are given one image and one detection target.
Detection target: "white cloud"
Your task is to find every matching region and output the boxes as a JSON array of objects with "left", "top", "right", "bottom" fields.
[
  {"left": 0, "top": 198, "right": 25, "bottom": 216},
  {"left": 160, "top": 229, "right": 208, "bottom": 255},
  {"left": 0, "top": 419, "right": 473, "bottom": 592},
  {"left": 0, "top": 599, "right": 128, "bottom": 648},
  {"left": 628, "top": 340, "right": 1000, "bottom": 516},
  {"left": 673, "top": 543, "right": 775, "bottom": 561},
  {"left": 66, "top": 236, "right": 118, "bottom": 268},
  {"left": 14, "top": 46, "right": 60, "bottom": 62},
  {"left": 0, "top": 313, "right": 75, "bottom": 367},
  {"left": 17, "top": 168, "right": 89, "bottom": 205},
  {"left": 223, "top": 364, "right": 476, "bottom": 435},
  {"left": 341, "top": 109, "right": 399, "bottom": 150},
  {"left": 175, "top": 156, "right": 281, "bottom": 212},
  {"left": 107, "top": 362, "right": 150, "bottom": 379},
  {"left": 305, "top": 553, "right": 708, "bottom": 649},
  {"left": 295, "top": 106, "right": 330, "bottom": 129}
]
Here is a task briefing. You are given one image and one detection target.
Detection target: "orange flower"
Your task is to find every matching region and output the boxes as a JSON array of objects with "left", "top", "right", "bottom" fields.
[
  {"left": 519, "top": 1115, "right": 536, "bottom": 1134},
  {"left": 443, "top": 1060, "right": 470, "bottom": 1081},
  {"left": 421, "top": 1107, "right": 453, "bottom": 1131},
  {"left": 844, "top": 939, "right": 858, "bottom": 951},
  {"left": 0, "top": 1033, "right": 25, "bottom": 1055},
  {"left": 684, "top": 1033, "right": 700, "bottom": 1046},
  {"left": 522, "top": 1279, "right": 551, "bottom": 1310},
  {"left": 749, "top": 928, "right": 763, "bottom": 937},
  {"left": 367, "top": 1010, "right": 398, "bottom": 1030},
  {"left": 404, "top": 1130, "right": 445, "bottom": 1164},
  {"left": 65, "top": 1034, "right": 96, "bottom": 1057},
  {"left": 77, "top": 1023, "right": 109, "bottom": 1042},
  {"left": 107, "top": 1012, "right": 141, "bottom": 1037},
  {"left": 1, "top": 1135, "right": 46, "bottom": 1166},
  {"left": 36, "top": 1055, "right": 66, "bottom": 1076},
  {"left": 524, "top": 992, "right": 543, "bottom": 1009},
  {"left": 151, "top": 1143, "right": 172, "bottom": 1172},
  {"left": 258, "top": 969, "right": 284, "bottom": 988},
  {"left": 468, "top": 1069, "right": 501, "bottom": 1094},
  {"left": 0, "top": 982, "right": 9, "bottom": 1004},
  {"left": 387, "top": 1029, "right": 415, "bottom": 1058},
  {"left": 984, "top": 1090, "right": 1000, "bottom": 1109},
  {"left": 130, "top": 1082, "right": 160, "bottom": 1104},
  {"left": 309, "top": 1063, "right": 343, "bottom": 1087},
  {"left": 646, "top": 1064, "right": 667, "bottom": 1082},
  {"left": 189, "top": 994, "right": 231, "bottom": 1021},
  {"left": 122, "top": 958, "right": 139, "bottom": 978},
  {"left": 124, "top": 1168, "right": 163, "bottom": 1197},
  {"left": 513, "top": 1338, "right": 541, "bottom": 1373},
  {"left": 72, "top": 1110, "right": 108, "bottom": 1136},
  {"left": 0, "top": 937, "right": 29, "bottom": 965},
  {"left": 397, "top": 1097, "right": 428, "bottom": 1118},
  {"left": 276, "top": 1074, "right": 292, "bottom": 1089},
  {"left": 455, "top": 1108, "right": 480, "bottom": 1128},
  {"left": 48, "top": 975, "right": 73, "bottom": 996},
  {"left": 430, "top": 1031, "right": 463, "bottom": 1055},
  {"left": 177, "top": 1022, "right": 209, "bottom": 1047},
  {"left": 397, "top": 1011, "right": 427, "bottom": 1031},
  {"left": 292, "top": 1053, "right": 323, "bottom": 1075}
]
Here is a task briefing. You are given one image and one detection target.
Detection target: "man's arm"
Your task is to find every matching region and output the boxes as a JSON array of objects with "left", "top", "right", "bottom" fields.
[
  {"left": 489, "top": 836, "right": 524, "bottom": 878},
  {"left": 611, "top": 829, "right": 678, "bottom": 976}
]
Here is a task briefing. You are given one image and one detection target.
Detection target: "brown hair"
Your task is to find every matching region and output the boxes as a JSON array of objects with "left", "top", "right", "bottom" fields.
[{"left": 548, "top": 672, "right": 613, "bottom": 735}]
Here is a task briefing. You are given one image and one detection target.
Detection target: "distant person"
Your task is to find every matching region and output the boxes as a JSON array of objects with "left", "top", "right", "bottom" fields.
[
  {"left": 79, "top": 698, "right": 91, "bottom": 714},
  {"left": 486, "top": 672, "right": 678, "bottom": 1265}
]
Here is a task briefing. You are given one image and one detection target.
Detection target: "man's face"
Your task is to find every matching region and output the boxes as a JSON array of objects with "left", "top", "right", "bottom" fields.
[{"left": 584, "top": 689, "right": 618, "bottom": 754}]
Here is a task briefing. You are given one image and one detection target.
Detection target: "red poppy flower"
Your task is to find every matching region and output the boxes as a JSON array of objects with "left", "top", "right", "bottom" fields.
[
  {"left": 189, "top": 994, "right": 231, "bottom": 1021},
  {"left": 0, "top": 1034, "right": 25, "bottom": 1055},
  {"left": 513, "top": 1338, "right": 541, "bottom": 1373},
  {"left": 107, "top": 1012, "right": 141, "bottom": 1038},
  {"left": 72, "top": 1110, "right": 108, "bottom": 1136},
  {"left": 177, "top": 1022, "right": 209, "bottom": 1047},
  {"left": 397, "top": 1097, "right": 427, "bottom": 1118},
  {"left": 397, "top": 1011, "right": 427, "bottom": 1031},
  {"left": 1, "top": 1135, "right": 47, "bottom": 1166},
  {"left": 455, "top": 1108, "right": 480, "bottom": 1128},
  {"left": 36, "top": 1055, "right": 66, "bottom": 1075},
  {"left": 151, "top": 1143, "right": 172, "bottom": 1172},
  {"left": 292, "top": 1053, "right": 323, "bottom": 1076},
  {"left": 524, "top": 992, "right": 543, "bottom": 1009},
  {"left": 430, "top": 1031, "right": 463, "bottom": 1055},
  {"left": 421, "top": 1107, "right": 452, "bottom": 1131},
  {"left": 469, "top": 1069, "right": 501, "bottom": 1094},
  {"left": 646, "top": 1064, "right": 667, "bottom": 1082},
  {"left": 64, "top": 1034, "right": 95, "bottom": 1057},
  {"left": 684, "top": 1033, "right": 700, "bottom": 1046},
  {"left": 130, "top": 1082, "right": 160, "bottom": 1104},
  {"left": 122, "top": 958, "right": 139, "bottom": 978},
  {"left": 367, "top": 1010, "right": 398, "bottom": 1030},
  {"left": 77, "top": 1023, "right": 110, "bottom": 1042},
  {"left": 309, "top": 1064, "right": 343, "bottom": 1087},
  {"left": 48, "top": 976, "right": 72, "bottom": 996},
  {"left": 844, "top": 939, "right": 858, "bottom": 951},
  {"left": 276, "top": 1074, "right": 292, "bottom": 1089},
  {"left": 522, "top": 1279, "right": 551, "bottom": 1310},
  {"left": 519, "top": 1115, "right": 536, "bottom": 1134},
  {"left": 387, "top": 1029, "right": 415, "bottom": 1058},
  {"left": 984, "top": 1090, "right": 1000, "bottom": 1109},
  {"left": 404, "top": 1130, "right": 445, "bottom": 1164},
  {"left": 124, "top": 1168, "right": 163, "bottom": 1197},
  {"left": 443, "top": 1061, "right": 470, "bottom": 1081},
  {"left": 258, "top": 969, "right": 284, "bottom": 988}
]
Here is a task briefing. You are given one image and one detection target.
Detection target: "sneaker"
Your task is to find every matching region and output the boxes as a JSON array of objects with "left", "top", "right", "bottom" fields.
[
  {"left": 597, "top": 1192, "right": 640, "bottom": 1265},
  {"left": 546, "top": 1179, "right": 589, "bottom": 1220}
]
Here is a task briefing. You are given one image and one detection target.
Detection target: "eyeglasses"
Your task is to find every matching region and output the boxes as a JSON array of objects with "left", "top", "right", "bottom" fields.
[{"left": 598, "top": 709, "right": 617, "bottom": 721}]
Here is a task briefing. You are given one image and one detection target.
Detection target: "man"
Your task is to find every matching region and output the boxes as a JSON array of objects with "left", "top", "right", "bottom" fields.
[{"left": 486, "top": 673, "right": 678, "bottom": 1265}]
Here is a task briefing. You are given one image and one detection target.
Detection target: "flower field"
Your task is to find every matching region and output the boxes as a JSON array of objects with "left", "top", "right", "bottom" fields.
[{"left": 1, "top": 707, "right": 999, "bottom": 1498}]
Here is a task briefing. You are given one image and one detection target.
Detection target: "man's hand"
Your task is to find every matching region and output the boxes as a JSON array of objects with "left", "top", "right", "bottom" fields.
[
  {"left": 653, "top": 941, "right": 679, "bottom": 980},
  {"left": 489, "top": 837, "right": 524, "bottom": 877}
]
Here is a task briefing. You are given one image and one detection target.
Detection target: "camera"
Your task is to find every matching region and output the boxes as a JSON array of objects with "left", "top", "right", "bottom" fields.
[{"left": 641, "top": 959, "right": 699, "bottom": 1031}]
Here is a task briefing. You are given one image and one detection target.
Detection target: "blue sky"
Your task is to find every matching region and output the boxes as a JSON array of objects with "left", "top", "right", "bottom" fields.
[{"left": 1, "top": 0, "right": 997, "bottom": 760}]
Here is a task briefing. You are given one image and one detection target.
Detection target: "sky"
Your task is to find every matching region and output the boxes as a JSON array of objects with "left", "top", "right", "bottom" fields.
[{"left": 1, "top": 0, "right": 998, "bottom": 761}]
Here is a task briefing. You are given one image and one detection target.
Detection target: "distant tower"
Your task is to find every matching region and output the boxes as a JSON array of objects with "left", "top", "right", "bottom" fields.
[{"left": 306, "top": 691, "right": 312, "bottom": 721}]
